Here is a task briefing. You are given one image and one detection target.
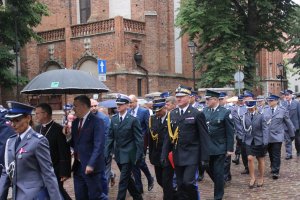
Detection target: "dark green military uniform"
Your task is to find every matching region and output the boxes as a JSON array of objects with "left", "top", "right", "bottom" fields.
[{"left": 202, "top": 91, "right": 234, "bottom": 200}]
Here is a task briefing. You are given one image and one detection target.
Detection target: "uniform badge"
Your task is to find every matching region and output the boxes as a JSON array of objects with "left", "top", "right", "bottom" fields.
[{"left": 18, "top": 148, "right": 27, "bottom": 159}]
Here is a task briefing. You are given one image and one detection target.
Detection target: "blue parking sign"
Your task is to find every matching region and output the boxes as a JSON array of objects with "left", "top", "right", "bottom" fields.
[{"left": 98, "top": 60, "right": 107, "bottom": 74}]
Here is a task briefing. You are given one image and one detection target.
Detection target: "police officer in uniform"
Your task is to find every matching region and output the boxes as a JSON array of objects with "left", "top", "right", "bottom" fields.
[
  {"left": 265, "top": 95, "right": 295, "bottom": 179},
  {"left": 202, "top": 90, "right": 234, "bottom": 200},
  {"left": 162, "top": 85, "right": 210, "bottom": 200},
  {"left": 149, "top": 98, "right": 175, "bottom": 200},
  {"left": 219, "top": 92, "right": 232, "bottom": 183},
  {"left": 282, "top": 90, "right": 300, "bottom": 159},
  {"left": 105, "top": 94, "right": 144, "bottom": 200},
  {"left": 0, "top": 101, "right": 61, "bottom": 200}
]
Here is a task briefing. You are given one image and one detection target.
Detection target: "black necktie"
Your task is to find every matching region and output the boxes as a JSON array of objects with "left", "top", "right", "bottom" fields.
[
  {"left": 15, "top": 137, "right": 21, "bottom": 151},
  {"left": 271, "top": 108, "right": 274, "bottom": 114},
  {"left": 120, "top": 116, "right": 123, "bottom": 123},
  {"left": 181, "top": 110, "right": 184, "bottom": 116},
  {"left": 251, "top": 114, "right": 254, "bottom": 120}
]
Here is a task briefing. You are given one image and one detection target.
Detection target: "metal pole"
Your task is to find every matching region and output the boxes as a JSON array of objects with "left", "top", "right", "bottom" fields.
[
  {"left": 192, "top": 55, "right": 196, "bottom": 90},
  {"left": 281, "top": 70, "right": 283, "bottom": 91}
]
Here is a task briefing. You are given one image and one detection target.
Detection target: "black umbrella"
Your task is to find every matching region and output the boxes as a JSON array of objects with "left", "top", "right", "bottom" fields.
[{"left": 21, "top": 69, "right": 109, "bottom": 94}]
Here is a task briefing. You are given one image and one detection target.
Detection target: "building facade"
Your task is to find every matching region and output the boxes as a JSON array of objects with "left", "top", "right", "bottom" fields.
[{"left": 1, "top": 0, "right": 287, "bottom": 106}]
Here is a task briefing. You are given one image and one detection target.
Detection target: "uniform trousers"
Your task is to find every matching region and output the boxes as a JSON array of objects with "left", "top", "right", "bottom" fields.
[
  {"left": 268, "top": 142, "right": 282, "bottom": 174},
  {"left": 132, "top": 158, "right": 152, "bottom": 193},
  {"left": 175, "top": 164, "right": 198, "bottom": 200},
  {"left": 206, "top": 154, "right": 225, "bottom": 200},
  {"left": 284, "top": 132, "right": 293, "bottom": 157},
  {"left": 57, "top": 177, "right": 72, "bottom": 200},
  {"left": 0, "top": 172, "right": 10, "bottom": 200},
  {"left": 223, "top": 155, "right": 231, "bottom": 181},
  {"left": 117, "top": 163, "right": 143, "bottom": 200},
  {"left": 294, "top": 130, "right": 300, "bottom": 154},
  {"left": 154, "top": 165, "right": 175, "bottom": 200},
  {"left": 73, "top": 162, "right": 108, "bottom": 200}
]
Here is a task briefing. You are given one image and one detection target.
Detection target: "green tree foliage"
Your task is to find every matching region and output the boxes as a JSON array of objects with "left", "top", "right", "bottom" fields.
[
  {"left": 177, "top": 0, "right": 298, "bottom": 89},
  {"left": 0, "top": 0, "right": 48, "bottom": 88},
  {"left": 287, "top": 6, "right": 300, "bottom": 72}
]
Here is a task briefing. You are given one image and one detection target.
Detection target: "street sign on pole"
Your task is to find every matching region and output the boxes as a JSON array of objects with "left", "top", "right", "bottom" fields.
[
  {"left": 97, "top": 59, "right": 107, "bottom": 81},
  {"left": 234, "top": 71, "right": 244, "bottom": 81},
  {"left": 234, "top": 71, "right": 244, "bottom": 95},
  {"left": 235, "top": 81, "right": 244, "bottom": 89}
]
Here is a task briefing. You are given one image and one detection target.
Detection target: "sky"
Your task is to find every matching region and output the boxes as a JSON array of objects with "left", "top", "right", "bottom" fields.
[{"left": 294, "top": 0, "right": 300, "bottom": 5}]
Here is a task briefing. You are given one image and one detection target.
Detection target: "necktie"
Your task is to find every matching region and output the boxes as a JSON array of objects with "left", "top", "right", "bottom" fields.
[
  {"left": 131, "top": 110, "right": 135, "bottom": 116},
  {"left": 251, "top": 114, "right": 254, "bottom": 120},
  {"left": 78, "top": 118, "right": 83, "bottom": 134},
  {"left": 120, "top": 116, "right": 123, "bottom": 123},
  {"left": 15, "top": 136, "right": 21, "bottom": 151},
  {"left": 181, "top": 109, "right": 184, "bottom": 116},
  {"left": 271, "top": 108, "right": 274, "bottom": 114}
]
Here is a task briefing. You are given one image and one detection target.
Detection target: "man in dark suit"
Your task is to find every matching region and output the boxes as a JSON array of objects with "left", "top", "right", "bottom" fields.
[
  {"left": 105, "top": 94, "right": 143, "bottom": 200},
  {"left": 0, "top": 101, "right": 61, "bottom": 200},
  {"left": 34, "top": 103, "right": 72, "bottom": 200},
  {"left": 68, "top": 95, "right": 107, "bottom": 199},
  {"left": 162, "top": 85, "right": 211, "bottom": 200},
  {"left": 149, "top": 98, "right": 175, "bottom": 200},
  {"left": 0, "top": 107, "right": 15, "bottom": 200},
  {"left": 202, "top": 90, "right": 234, "bottom": 200},
  {"left": 90, "top": 99, "right": 110, "bottom": 194},
  {"left": 129, "top": 94, "right": 154, "bottom": 193}
]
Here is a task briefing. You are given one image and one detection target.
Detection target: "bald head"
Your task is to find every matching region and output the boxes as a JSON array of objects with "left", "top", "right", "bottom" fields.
[
  {"left": 129, "top": 94, "right": 138, "bottom": 109},
  {"left": 90, "top": 99, "right": 99, "bottom": 114}
]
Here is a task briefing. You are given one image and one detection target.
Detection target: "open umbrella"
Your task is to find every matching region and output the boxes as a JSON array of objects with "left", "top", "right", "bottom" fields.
[
  {"left": 21, "top": 69, "right": 109, "bottom": 94},
  {"left": 99, "top": 99, "right": 117, "bottom": 108}
]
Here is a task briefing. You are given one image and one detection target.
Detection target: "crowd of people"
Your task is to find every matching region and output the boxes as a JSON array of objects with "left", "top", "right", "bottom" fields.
[{"left": 0, "top": 85, "right": 299, "bottom": 200}]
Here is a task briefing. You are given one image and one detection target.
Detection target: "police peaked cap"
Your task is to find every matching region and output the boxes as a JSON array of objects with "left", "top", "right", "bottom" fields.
[
  {"left": 160, "top": 91, "right": 171, "bottom": 98},
  {"left": 116, "top": 94, "right": 131, "bottom": 104},
  {"left": 245, "top": 100, "right": 257, "bottom": 108},
  {"left": 205, "top": 90, "right": 220, "bottom": 98},
  {"left": 152, "top": 98, "right": 166, "bottom": 112},
  {"left": 175, "top": 85, "right": 192, "bottom": 96},
  {"left": 5, "top": 101, "right": 34, "bottom": 119},
  {"left": 267, "top": 94, "right": 280, "bottom": 101}
]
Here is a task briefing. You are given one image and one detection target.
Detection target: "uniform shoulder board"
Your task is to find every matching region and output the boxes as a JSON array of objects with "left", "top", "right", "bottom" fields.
[
  {"left": 9, "top": 134, "right": 17, "bottom": 139},
  {"left": 112, "top": 113, "right": 118, "bottom": 117},
  {"left": 32, "top": 132, "right": 44, "bottom": 139}
]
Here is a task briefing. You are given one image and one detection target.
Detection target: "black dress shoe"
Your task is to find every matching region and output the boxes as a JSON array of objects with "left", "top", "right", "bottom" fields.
[
  {"left": 197, "top": 173, "right": 204, "bottom": 182},
  {"left": 148, "top": 176, "right": 154, "bottom": 191},
  {"left": 297, "top": 152, "right": 300, "bottom": 157},
  {"left": 285, "top": 155, "right": 293, "bottom": 160},
  {"left": 241, "top": 169, "right": 249, "bottom": 174},
  {"left": 272, "top": 173, "right": 279, "bottom": 179},
  {"left": 232, "top": 154, "right": 240, "bottom": 165}
]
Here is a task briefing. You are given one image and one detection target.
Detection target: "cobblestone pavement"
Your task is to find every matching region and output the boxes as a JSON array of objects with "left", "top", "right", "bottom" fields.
[
  {"left": 61, "top": 148, "right": 300, "bottom": 200},
  {"left": 8, "top": 147, "right": 300, "bottom": 199}
]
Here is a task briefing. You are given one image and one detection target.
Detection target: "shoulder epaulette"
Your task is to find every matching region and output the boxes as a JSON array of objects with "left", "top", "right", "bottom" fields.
[
  {"left": 9, "top": 134, "right": 17, "bottom": 139},
  {"left": 32, "top": 132, "right": 44, "bottom": 139}
]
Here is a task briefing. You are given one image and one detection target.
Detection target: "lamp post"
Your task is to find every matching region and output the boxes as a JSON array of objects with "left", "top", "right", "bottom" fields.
[
  {"left": 277, "top": 63, "right": 284, "bottom": 91},
  {"left": 13, "top": 7, "right": 20, "bottom": 101},
  {"left": 188, "top": 41, "right": 197, "bottom": 90}
]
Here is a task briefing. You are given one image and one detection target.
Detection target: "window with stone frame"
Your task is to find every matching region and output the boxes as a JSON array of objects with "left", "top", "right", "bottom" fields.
[{"left": 80, "top": 0, "right": 91, "bottom": 23}]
